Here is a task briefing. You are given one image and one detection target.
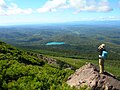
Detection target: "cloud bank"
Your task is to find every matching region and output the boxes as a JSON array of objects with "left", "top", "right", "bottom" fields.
[
  {"left": 0, "top": 0, "right": 119, "bottom": 16},
  {"left": 37, "top": 0, "right": 113, "bottom": 13}
]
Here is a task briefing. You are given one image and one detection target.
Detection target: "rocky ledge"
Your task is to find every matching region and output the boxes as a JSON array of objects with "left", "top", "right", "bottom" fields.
[{"left": 67, "top": 63, "right": 120, "bottom": 90}]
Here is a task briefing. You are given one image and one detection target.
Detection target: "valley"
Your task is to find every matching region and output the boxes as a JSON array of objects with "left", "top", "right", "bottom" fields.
[{"left": 0, "top": 21, "right": 120, "bottom": 60}]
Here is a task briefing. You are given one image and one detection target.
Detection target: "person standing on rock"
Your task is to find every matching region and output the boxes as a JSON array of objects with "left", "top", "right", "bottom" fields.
[{"left": 98, "top": 44, "right": 107, "bottom": 74}]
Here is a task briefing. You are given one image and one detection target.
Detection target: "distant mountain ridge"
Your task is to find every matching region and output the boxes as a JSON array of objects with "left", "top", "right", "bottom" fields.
[{"left": 0, "top": 20, "right": 120, "bottom": 27}]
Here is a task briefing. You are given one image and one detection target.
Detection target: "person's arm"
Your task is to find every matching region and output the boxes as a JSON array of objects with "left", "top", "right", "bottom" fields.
[{"left": 97, "top": 46, "right": 101, "bottom": 52}]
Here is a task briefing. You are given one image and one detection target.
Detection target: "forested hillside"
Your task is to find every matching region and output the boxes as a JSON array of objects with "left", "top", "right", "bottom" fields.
[{"left": 0, "top": 41, "right": 77, "bottom": 90}]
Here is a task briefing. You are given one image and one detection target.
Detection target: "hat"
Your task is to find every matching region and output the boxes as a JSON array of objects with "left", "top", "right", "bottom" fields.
[
  {"left": 98, "top": 44, "right": 105, "bottom": 49},
  {"left": 100, "top": 44, "right": 105, "bottom": 48}
]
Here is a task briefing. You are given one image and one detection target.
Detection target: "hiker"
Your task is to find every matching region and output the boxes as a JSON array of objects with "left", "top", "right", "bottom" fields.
[{"left": 98, "top": 44, "right": 107, "bottom": 74}]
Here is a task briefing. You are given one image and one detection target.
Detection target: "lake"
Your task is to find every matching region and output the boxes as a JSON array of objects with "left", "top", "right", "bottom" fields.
[{"left": 46, "top": 42, "right": 65, "bottom": 45}]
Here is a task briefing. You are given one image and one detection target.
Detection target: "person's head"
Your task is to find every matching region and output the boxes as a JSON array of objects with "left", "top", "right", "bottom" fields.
[{"left": 98, "top": 44, "right": 105, "bottom": 50}]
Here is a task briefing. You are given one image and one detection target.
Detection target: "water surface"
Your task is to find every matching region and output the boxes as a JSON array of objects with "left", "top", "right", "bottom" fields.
[{"left": 46, "top": 42, "right": 65, "bottom": 45}]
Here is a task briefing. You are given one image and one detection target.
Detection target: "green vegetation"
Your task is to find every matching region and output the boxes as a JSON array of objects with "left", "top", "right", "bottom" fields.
[{"left": 0, "top": 41, "right": 76, "bottom": 90}]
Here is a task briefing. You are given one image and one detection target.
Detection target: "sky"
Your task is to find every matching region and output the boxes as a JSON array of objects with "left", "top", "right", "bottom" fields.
[{"left": 0, "top": 0, "right": 120, "bottom": 25}]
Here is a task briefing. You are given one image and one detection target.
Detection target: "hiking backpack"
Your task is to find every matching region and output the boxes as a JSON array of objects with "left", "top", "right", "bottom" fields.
[{"left": 102, "top": 51, "right": 108, "bottom": 59}]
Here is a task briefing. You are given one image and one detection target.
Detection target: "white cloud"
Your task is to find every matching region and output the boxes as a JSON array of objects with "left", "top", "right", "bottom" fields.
[
  {"left": 37, "top": 0, "right": 113, "bottom": 13},
  {"left": 37, "top": 0, "right": 66, "bottom": 13},
  {"left": 67, "top": 0, "right": 113, "bottom": 13},
  {"left": 78, "top": 16, "right": 120, "bottom": 21},
  {"left": 0, "top": 0, "right": 8, "bottom": 8},
  {"left": 96, "top": 16, "right": 120, "bottom": 21},
  {"left": 0, "top": 0, "right": 33, "bottom": 15},
  {"left": 97, "top": 0, "right": 112, "bottom": 12},
  {"left": 6, "top": 3, "right": 33, "bottom": 15}
]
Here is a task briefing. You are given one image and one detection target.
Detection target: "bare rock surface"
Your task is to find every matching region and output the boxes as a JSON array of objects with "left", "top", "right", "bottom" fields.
[{"left": 67, "top": 63, "right": 120, "bottom": 90}]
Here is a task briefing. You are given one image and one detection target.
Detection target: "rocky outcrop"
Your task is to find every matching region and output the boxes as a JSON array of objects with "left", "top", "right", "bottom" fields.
[
  {"left": 67, "top": 63, "right": 120, "bottom": 90},
  {"left": 27, "top": 52, "right": 75, "bottom": 69}
]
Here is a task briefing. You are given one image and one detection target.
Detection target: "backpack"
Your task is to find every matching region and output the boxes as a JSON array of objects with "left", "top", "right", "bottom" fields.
[{"left": 102, "top": 51, "right": 108, "bottom": 59}]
